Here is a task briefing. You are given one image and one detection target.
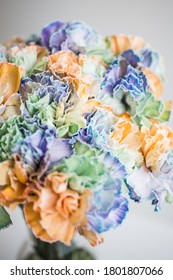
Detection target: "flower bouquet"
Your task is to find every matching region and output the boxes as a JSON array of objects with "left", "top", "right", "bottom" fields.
[{"left": 0, "top": 20, "right": 172, "bottom": 259}]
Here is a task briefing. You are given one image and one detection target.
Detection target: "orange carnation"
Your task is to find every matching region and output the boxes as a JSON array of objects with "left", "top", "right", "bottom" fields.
[
  {"left": 48, "top": 50, "right": 99, "bottom": 99},
  {"left": 0, "top": 62, "right": 23, "bottom": 104},
  {"left": 110, "top": 116, "right": 143, "bottom": 167},
  {"left": 109, "top": 35, "right": 146, "bottom": 55},
  {"left": 0, "top": 154, "right": 28, "bottom": 209},
  {"left": 143, "top": 69, "right": 163, "bottom": 98},
  {"left": 24, "top": 172, "right": 92, "bottom": 245},
  {"left": 140, "top": 124, "right": 173, "bottom": 170}
]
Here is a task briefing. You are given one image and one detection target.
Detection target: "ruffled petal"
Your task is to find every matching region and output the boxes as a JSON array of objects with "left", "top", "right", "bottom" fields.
[
  {"left": 0, "top": 62, "right": 22, "bottom": 104},
  {"left": 108, "top": 35, "right": 146, "bottom": 55},
  {"left": 78, "top": 226, "right": 104, "bottom": 247}
]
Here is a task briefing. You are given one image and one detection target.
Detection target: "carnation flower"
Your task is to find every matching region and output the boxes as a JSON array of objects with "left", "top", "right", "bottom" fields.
[
  {"left": 121, "top": 49, "right": 164, "bottom": 97},
  {"left": 99, "top": 57, "right": 171, "bottom": 125},
  {"left": 42, "top": 20, "right": 105, "bottom": 55},
  {"left": 41, "top": 20, "right": 64, "bottom": 48},
  {"left": 13, "top": 129, "right": 73, "bottom": 174},
  {"left": 8, "top": 44, "right": 48, "bottom": 77},
  {"left": 78, "top": 107, "right": 117, "bottom": 149},
  {"left": 101, "top": 58, "right": 148, "bottom": 99},
  {"left": 20, "top": 71, "right": 96, "bottom": 137},
  {"left": 86, "top": 184, "right": 128, "bottom": 234},
  {"left": 0, "top": 116, "right": 39, "bottom": 162},
  {"left": 107, "top": 34, "right": 146, "bottom": 55},
  {"left": 126, "top": 157, "right": 173, "bottom": 211},
  {"left": 140, "top": 123, "right": 173, "bottom": 171},
  {"left": 24, "top": 172, "right": 92, "bottom": 244},
  {"left": 48, "top": 50, "right": 101, "bottom": 99},
  {"left": 109, "top": 115, "right": 143, "bottom": 170}
]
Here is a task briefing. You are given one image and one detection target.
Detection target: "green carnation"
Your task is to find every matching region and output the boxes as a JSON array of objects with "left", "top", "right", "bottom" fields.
[
  {"left": 52, "top": 142, "right": 113, "bottom": 193},
  {"left": 0, "top": 116, "right": 38, "bottom": 162}
]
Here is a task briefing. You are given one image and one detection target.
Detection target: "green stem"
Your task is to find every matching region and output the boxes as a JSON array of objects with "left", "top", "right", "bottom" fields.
[{"left": 34, "top": 238, "right": 60, "bottom": 260}]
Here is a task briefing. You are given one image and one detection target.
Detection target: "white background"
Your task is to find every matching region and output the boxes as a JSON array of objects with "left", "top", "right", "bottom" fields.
[{"left": 0, "top": 0, "right": 173, "bottom": 259}]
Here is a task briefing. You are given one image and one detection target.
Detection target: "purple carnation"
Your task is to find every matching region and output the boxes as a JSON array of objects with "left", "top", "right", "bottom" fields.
[
  {"left": 41, "top": 20, "right": 102, "bottom": 55},
  {"left": 41, "top": 20, "right": 64, "bottom": 48},
  {"left": 20, "top": 71, "right": 70, "bottom": 105},
  {"left": 13, "top": 129, "right": 73, "bottom": 175},
  {"left": 101, "top": 58, "right": 148, "bottom": 99},
  {"left": 121, "top": 49, "right": 141, "bottom": 68}
]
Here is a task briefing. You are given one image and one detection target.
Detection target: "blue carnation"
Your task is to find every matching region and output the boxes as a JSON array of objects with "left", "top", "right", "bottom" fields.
[
  {"left": 101, "top": 58, "right": 148, "bottom": 99},
  {"left": 87, "top": 183, "right": 128, "bottom": 233}
]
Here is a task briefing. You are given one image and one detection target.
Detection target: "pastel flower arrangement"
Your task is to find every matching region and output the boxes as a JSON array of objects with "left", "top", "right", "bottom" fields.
[{"left": 0, "top": 20, "right": 172, "bottom": 248}]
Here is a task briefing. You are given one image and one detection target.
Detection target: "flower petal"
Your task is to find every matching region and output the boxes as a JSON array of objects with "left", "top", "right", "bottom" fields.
[{"left": 0, "top": 62, "right": 22, "bottom": 104}]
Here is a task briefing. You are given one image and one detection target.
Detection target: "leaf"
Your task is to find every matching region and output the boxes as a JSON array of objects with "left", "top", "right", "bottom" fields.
[{"left": 0, "top": 206, "right": 12, "bottom": 229}]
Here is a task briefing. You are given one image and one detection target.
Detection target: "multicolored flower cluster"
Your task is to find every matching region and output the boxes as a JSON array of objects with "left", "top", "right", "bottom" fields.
[{"left": 0, "top": 19, "right": 172, "bottom": 246}]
